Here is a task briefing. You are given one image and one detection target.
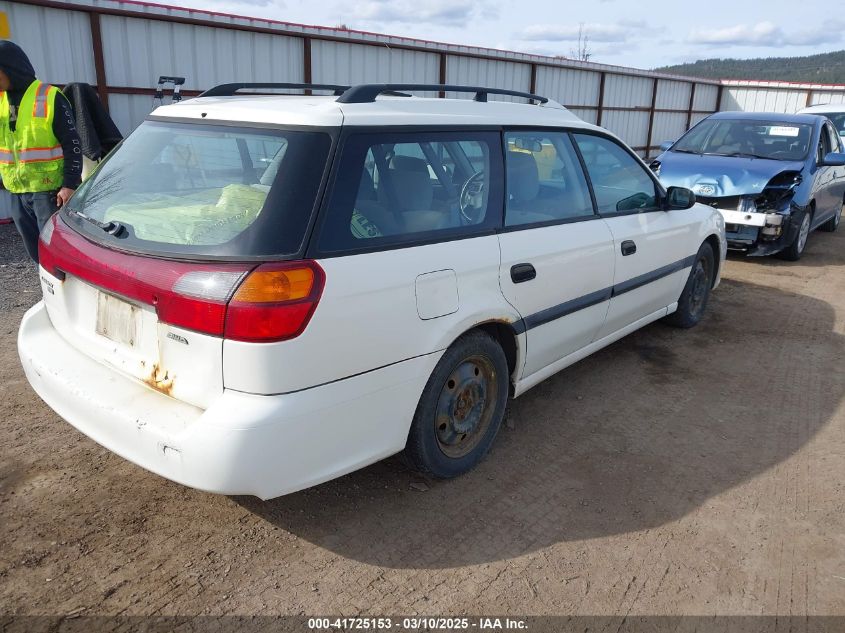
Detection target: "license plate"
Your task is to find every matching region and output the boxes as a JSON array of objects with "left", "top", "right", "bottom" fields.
[{"left": 96, "top": 291, "right": 139, "bottom": 348}]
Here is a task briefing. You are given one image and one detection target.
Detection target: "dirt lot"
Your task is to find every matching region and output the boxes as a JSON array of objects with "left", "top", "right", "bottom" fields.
[{"left": 1, "top": 221, "right": 844, "bottom": 620}]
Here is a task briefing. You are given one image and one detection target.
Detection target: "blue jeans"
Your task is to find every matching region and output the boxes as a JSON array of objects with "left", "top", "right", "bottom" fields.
[{"left": 10, "top": 191, "right": 59, "bottom": 264}]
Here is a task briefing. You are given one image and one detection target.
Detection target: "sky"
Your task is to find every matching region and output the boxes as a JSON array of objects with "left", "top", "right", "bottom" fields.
[{"left": 153, "top": 0, "right": 844, "bottom": 70}]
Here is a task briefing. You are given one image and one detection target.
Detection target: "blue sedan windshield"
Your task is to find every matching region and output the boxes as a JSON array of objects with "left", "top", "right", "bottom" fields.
[{"left": 672, "top": 119, "right": 813, "bottom": 161}]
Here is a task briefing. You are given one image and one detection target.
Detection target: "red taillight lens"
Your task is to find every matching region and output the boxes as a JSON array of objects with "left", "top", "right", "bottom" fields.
[
  {"left": 224, "top": 262, "right": 325, "bottom": 342},
  {"left": 40, "top": 216, "right": 325, "bottom": 343}
]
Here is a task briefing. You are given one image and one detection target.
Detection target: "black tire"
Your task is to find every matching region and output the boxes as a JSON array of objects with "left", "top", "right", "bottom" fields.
[
  {"left": 779, "top": 209, "right": 812, "bottom": 261},
  {"left": 403, "top": 330, "right": 509, "bottom": 478},
  {"left": 663, "top": 242, "right": 715, "bottom": 329},
  {"left": 820, "top": 202, "right": 843, "bottom": 232}
]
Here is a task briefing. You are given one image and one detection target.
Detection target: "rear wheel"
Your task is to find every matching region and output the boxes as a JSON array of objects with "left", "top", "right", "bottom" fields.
[
  {"left": 404, "top": 331, "right": 509, "bottom": 478},
  {"left": 779, "top": 209, "right": 812, "bottom": 261},
  {"left": 663, "top": 242, "right": 714, "bottom": 329},
  {"left": 820, "top": 202, "right": 843, "bottom": 232}
]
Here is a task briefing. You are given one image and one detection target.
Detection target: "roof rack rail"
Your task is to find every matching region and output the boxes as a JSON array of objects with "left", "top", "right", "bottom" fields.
[
  {"left": 199, "top": 82, "right": 351, "bottom": 97},
  {"left": 336, "top": 84, "right": 549, "bottom": 104}
]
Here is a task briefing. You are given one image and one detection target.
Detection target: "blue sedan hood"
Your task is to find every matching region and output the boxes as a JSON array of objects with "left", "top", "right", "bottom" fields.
[{"left": 655, "top": 152, "right": 805, "bottom": 197}]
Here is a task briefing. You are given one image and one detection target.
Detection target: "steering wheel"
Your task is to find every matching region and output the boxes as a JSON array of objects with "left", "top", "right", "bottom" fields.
[{"left": 459, "top": 171, "right": 486, "bottom": 224}]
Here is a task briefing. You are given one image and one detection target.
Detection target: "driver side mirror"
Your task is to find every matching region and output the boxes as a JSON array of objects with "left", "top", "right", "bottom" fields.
[
  {"left": 665, "top": 186, "right": 696, "bottom": 210},
  {"left": 659, "top": 140, "right": 674, "bottom": 152},
  {"left": 820, "top": 151, "right": 845, "bottom": 167}
]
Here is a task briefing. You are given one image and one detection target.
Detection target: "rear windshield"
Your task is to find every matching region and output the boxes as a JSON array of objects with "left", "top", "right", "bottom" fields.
[
  {"left": 671, "top": 119, "right": 813, "bottom": 161},
  {"left": 65, "top": 121, "right": 332, "bottom": 258}
]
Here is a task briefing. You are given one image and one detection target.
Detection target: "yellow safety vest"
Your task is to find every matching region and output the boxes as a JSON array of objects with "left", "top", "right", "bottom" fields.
[{"left": 0, "top": 80, "right": 64, "bottom": 193}]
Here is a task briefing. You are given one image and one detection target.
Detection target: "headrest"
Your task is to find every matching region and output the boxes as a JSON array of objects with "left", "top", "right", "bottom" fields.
[
  {"left": 378, "top": 169, "right": 433, "bottom": 212},
  {"left": 391, "top": 155, "right": 429, "bottom": 174},
  {"left": 507, "top": 151, "right": 539, "bottom": 202}
]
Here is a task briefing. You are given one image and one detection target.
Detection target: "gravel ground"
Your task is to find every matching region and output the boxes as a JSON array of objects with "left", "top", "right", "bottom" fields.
[{"left": 1, "top": 221, "right": 844, "bottom": 621}]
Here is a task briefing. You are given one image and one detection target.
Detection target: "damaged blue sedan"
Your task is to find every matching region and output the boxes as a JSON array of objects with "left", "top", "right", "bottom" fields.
[{"left": 651, "top": 112, "right": 845, "bottom": 260}]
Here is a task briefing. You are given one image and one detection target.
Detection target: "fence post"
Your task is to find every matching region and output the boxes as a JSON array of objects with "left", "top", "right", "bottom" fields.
[
  {"left": 88, "top": 12, "right": 109, "bottom": 111},
  {"left": 303, "top": 37, "right": 312, "bottom": 95},
  {"left": 685, "top": 82, "right": 696, "bottom": 131},
  {"left": 439, "top": 53, "right": 447, "bottom": 98},
  {"left": 645, "top": 77, "right": 658, "bottom": 157},
  {"left": 597, "top": 72, "right": 606, "bottom": 126}
]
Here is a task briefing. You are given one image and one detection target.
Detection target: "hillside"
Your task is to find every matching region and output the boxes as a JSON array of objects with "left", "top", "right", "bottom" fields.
[{"left": 656, "top": 50, "right": 845, "bottom": 84}]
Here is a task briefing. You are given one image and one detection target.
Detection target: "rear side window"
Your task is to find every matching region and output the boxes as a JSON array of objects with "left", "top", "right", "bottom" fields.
[
  {"left": 65, "top": 121, "right": 332, "bottom": 258},
  {"left": 504, "top": 131, "right": 594, "bottom": 227},
  {"left": 316, "top": 131, "right": 503, "bottom": 253},
  {"left": 573, "top": 134, "right": 659, "bottom": 214}
]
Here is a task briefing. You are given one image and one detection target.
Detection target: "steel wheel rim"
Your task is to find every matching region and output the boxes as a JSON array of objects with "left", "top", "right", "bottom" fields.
[
  {"left": 688, "top": 256, "right": 710, "bottom": 317},
  {"left": 797, "top": 213, "right": 811, "bottom": 253},
  {"left": 434, "top": 355, "right": 498, "bottom": 459}
]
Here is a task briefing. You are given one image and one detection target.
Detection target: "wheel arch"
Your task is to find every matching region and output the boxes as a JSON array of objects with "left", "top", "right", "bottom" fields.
[{"left": 703, "top": 233, "right": 721, "bottom": 288}]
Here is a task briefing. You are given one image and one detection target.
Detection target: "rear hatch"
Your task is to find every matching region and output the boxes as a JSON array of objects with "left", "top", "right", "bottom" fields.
[{"left": 38, "top": 118, "right": 332, "bottom": 408}]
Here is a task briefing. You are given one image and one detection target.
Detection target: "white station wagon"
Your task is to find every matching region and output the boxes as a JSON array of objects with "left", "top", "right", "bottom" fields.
[{"left": 18, "top": 83, "right": 726, "bottom": 499}]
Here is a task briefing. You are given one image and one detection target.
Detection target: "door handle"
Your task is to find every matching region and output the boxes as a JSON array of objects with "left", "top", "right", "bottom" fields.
[
  {"left": 510, "top": 263, "right": 536, "bottom": 284},
  {"left": 621, "top": 240, "right": 637, "bottom": 256}
]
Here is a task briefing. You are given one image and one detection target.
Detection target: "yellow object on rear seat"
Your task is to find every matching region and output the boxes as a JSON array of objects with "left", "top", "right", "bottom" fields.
[{"left": 104, "top": 184, "right": 268, "bottom": 245}]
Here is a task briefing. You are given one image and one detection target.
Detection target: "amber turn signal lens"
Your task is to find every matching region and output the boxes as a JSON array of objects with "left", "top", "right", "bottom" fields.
[{"left": 232, "top": 267, "right": 315, "bottom": 303}]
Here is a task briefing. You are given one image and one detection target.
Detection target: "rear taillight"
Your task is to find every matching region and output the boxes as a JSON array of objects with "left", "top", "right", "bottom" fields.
[
  {"left": 40, "top": 215, "right": 325, "bottom": 343},
  {"left": 225, "top": 263, "right": 325, "bottom": 342}
]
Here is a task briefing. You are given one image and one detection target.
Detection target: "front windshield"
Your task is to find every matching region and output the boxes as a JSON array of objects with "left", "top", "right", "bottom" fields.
[
  {"left": 671, "top": 119, "right": 813, "bottom": 161},
  {"left": 66, "top": 121, "right": 331, "bottom": 257}
]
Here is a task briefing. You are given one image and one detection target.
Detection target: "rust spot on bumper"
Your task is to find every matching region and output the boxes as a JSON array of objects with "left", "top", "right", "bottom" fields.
[{"left": 142, "top": 363, "right": 174, "bottom": 396}]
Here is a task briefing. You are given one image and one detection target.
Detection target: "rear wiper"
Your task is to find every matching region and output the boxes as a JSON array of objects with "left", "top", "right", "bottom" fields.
[{"left": 66, "top": 207, "right": 128, "bottom": 237}]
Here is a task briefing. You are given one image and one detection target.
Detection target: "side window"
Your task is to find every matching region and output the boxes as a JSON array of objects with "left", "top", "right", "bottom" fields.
[
  {"left": 826, "top": 124, "right": 841, "bottom": 154},
  {"left": 573, "top": 134, "right": 659, "bottom": 214},
  {"left": 504, "top": 131, "right": 595, "bottom": 227},
  {"left": 317, "top": 132, "right": 502, "bottom": 253},
  {"left": 818, "top": 126, "right": 832, "bottom": 163}
]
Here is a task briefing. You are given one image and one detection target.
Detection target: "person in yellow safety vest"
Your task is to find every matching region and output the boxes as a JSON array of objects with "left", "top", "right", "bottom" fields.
[{"left": 0, "top": 41, "right": 82, "bottom": 263}]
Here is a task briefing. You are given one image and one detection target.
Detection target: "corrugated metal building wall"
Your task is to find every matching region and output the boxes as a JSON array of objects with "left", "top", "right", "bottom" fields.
[
  {"left": 0, "top": 0, "right": 724, "bottom": 157},
  {"left": 720, "top": 80, "right": 845, "bottom": 112},
  {"left": 2, "top": 0, "right": 845, "bottom": 223}
]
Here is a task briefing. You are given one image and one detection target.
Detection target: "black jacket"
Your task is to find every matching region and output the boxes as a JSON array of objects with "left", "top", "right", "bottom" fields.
[
  {"left": 63, "top": 83, "right": 122, "bottom": 160},
  {"left": 0, "top": 40, "right": 82, "bottom": 189}
]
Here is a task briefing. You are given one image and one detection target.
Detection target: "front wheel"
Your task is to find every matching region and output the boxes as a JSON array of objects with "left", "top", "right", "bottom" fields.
[
  {"left": 779, "top": 210, "right": 812, "bottom": 261},
  {"left": 663, "top": 243, "right": 715, "bottom": 329},
  {"left": 403, "top": 331, "right": 509, "bottom": 478}
]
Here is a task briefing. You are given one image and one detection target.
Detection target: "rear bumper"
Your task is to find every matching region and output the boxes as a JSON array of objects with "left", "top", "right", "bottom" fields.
[{"left": 19, "top": 301, "right": 439, "bottom": 499}]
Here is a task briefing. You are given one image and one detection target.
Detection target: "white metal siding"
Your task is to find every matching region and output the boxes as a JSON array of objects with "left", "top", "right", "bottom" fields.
[
  {"left": 568, "top": 108, "right": 598, "bottom": 125},
  {"left": 651, "top": 112, "right": 688, "bottom": 144},
  {"left": 603, "top": 74, "right": 653, "bottom": 108},
  {"left": 535, "top": 66, "right": 600, "bottom": 107},
  {"left": 0, "top": 2, "right": 96, "bottom": 85},
  {"left": 312, "top": 41, "right": 439, "bottom": 95},
  {"left": 693, "top": 84, "right": 719, "bottom": 112},
  {"left": 602, "top": 110, "right": 650, "bottom": 148},
  {"left": 655, "top": 80, "right": 691, "bottom": 110},
  {"left": 101, "top": 16, "right": 303, "bottom": 91},
  {"left": 690, "top": 112, "right": 710, "bottom": 127},
  {"left": 722, "top": 87, "right": 808, "bottom": 113},
  {"left": 10, "top": 0, "right": 845, "bottom": 141},
  {"left": 809, "top": 91, "right": 845, "bottom": 106},
  {"left": 445, "top": 56, "right": 531, "bottom": 102},
  {"left": 106, "top": 93, "right": 157, "bottom": 135}
]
